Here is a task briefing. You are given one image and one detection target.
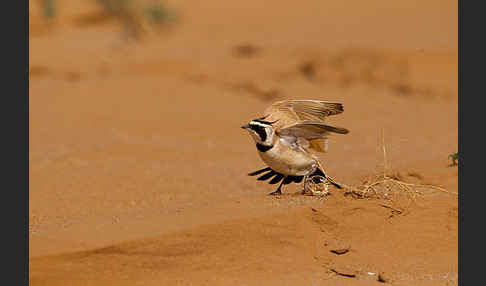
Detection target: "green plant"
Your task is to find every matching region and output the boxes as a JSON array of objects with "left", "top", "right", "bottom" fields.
[
  {"left": 95, "top": 0, "right": 177, "bottom": 39},
  {"left": 41, "top": 0, "right": 56, "bottom": 19},
  {"left": 39, "top": 0, "right": 177, "bottom": 39},
  {"left": 448, "top": 152, "right": 458, "bottom": 166},
  {"left": 95, "top": 0, "right": 134, "bottom": 13},
  {"left": 143, "top": 4, "right": 176, "bottom": 25}
]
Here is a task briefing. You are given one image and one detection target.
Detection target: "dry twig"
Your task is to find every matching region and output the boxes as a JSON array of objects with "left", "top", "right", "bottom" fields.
[{"left": 336, "top": 130, "right": 457, "bottom": 199}]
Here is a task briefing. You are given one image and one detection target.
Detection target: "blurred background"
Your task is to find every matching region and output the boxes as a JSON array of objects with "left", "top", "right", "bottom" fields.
[{"left": 30, "top": 0, "right": 457, "bottom": 272}]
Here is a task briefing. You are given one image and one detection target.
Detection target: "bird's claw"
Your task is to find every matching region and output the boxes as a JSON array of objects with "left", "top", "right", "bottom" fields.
[
  {"left": 268, "top": 189, "right": 282, "bottom": 196},
  {"left": 303, "top": 175, "right": 330, "bottom": 196}
]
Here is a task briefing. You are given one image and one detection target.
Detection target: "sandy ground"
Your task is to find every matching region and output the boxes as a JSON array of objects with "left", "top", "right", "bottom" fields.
[{"left": 29, "top": 0, "right": 458, "bottom": 285}]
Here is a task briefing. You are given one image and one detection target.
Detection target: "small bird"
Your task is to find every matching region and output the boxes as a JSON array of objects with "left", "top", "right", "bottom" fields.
[{"left": 241, "top": 99, "right": 349, "bottom": 195}]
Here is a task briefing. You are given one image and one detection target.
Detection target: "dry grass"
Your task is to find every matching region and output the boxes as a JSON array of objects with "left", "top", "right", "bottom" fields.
[
  {"left": 341, "top": 172, "right": 455, "bottom": 201},
  {"left": 304, "top": 175, "right": 332, "bottom": 196},
  {"left": 335, "top": 129, "right": 457, "bottom": 200}
]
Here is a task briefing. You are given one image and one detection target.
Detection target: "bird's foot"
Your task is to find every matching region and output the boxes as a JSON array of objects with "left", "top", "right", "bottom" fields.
[
  {"left": 268, "top": 189, "right": 282, "bottom": 196},
  {"left": 304, "top": 175, "right": 330, "bottom": 196}
]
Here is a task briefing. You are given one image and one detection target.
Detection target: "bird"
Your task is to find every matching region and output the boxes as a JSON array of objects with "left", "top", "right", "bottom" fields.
[{"left": 241, "top": 99, "right": 349, "bottom": 195}]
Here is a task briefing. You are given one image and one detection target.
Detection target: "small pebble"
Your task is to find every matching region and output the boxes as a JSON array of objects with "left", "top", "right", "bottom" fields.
[
  {"left": 377, "top": 272, "right": 389, "bottom": 283},
  {"left": 330, "top": 248, "right": 349, "bottom": 255}
]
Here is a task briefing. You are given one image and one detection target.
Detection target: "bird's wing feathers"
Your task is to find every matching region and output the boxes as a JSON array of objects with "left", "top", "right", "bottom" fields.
[
  {"left": 277, "top": 121, "right": 348, "bottom": 153},
  {"left": 308, "top": 138, "right": 328, "bottom": 153},
  {"left": 278, "top": 121, "right": 349, "bottom": 139},
  {"left": 263, "top": 100, "right": 344, "bottom": 125},
  {"left": 262, "top": 100, "right": 347, "bottom": 153}
]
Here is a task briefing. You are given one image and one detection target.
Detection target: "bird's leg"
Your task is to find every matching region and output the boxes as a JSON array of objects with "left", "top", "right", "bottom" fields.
[
  {"left": 325, "top": 176, "right": 342, "bottom": 189},
  {"left": 302, "top": 175, "right": 308, "bottom": 194},
  {"left": 268, "top": 177, "right": 285, "bottom": 195},
  {"left": 315, "top": 161, "right": 342, "bottom": 189}
]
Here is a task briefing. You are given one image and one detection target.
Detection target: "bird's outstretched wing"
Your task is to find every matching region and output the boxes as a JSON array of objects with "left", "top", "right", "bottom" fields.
[
  {"left": 277, "top": 121, "right": 349, "bottom": 153},
  {"left": 308, "top": 139, "right": 328, "bottom": 153},
  {"left": 263, "top": 99, "right": 344, "bottom": 125},
  {"left": 278, "top": 121, "right": 349, "bottom": 138},
  {"left": 262, "top": 100, "right": 347, "bottom": 153}
]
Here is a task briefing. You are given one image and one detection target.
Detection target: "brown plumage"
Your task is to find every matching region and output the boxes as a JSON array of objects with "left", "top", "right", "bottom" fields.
[
  {"left": 242, "top": 99, "right": 349, "bottom": 195},
  {"left": 263, "top": 100, "right": 348, "bottom": 153}
]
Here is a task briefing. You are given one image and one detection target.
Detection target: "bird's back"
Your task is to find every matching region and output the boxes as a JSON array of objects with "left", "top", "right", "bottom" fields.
[{"left": 262, "top": 99, "right": 346, "bottom": 153}]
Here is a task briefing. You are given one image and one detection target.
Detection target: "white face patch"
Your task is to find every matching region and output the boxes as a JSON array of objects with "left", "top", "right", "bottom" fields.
[
  {"left": 247, "top": 121, "right": 274, "bottom": 145},
  {"left": 249, "top": 121, "right": 270, "bottom": 128}
]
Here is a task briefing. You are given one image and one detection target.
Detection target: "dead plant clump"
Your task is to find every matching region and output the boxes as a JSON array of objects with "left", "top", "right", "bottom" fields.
[
  {"left": 339, "top": 171, "right": 455, "bottom": 201},
  {"left": 333, "top": 130, "right": 457, "bottom": 202}
]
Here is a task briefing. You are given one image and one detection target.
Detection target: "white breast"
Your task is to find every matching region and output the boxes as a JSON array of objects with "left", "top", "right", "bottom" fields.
[{"left": 257, "top": 141, "right": 317, "bottom": 176}]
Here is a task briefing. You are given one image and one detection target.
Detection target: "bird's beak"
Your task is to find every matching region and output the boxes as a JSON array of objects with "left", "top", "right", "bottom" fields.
[{"left": 241, "top": 124, "right": 251, "bottom": 130}]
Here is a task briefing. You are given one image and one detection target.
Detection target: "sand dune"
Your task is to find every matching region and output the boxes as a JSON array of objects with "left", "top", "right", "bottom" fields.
[
  {"left": 31, "top": 192, "right": 457, "bottom": 285},
  {"left": 30, "top": 0, "right": 457, "bottom": 285}
]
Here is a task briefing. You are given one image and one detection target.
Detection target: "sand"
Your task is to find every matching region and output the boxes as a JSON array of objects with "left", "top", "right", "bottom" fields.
[{"left": 29, "top": 0, "right": 458, "bottom": 285}]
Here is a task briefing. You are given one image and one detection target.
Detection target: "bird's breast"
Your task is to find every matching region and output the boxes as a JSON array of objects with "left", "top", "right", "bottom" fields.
[{"left": 257, "top": 143, "right": 316, "bottom": 176}]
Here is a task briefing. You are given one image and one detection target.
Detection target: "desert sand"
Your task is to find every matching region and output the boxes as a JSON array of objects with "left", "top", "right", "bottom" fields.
[{"left": 29, "top": 0, "right": 458, "bottom": 285}]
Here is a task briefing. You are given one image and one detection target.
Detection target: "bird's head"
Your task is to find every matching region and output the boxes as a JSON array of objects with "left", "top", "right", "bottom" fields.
[{"left": 241, "top": 117, "right": 278, "bottom": 146}]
